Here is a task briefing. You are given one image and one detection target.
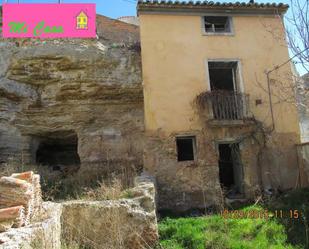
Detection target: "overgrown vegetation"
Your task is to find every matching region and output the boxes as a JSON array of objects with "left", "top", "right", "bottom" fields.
[
  {"left": 159, "top": 207, "right": 300, "bottom": 249},
  {"left": 266, "top": 188, "right": 309, "bottom": 248},
  {"left": 159, "top": 188, "right": 309, "bottom": 249},
  {"left": 0, "top": 163, "right": 143, "bottom": 249},
  {"left": 2, "top": 163, "right": 308, "bottom": 249},
  {"left": 0, "top": 162, "right": 137, "bottom": 201}
]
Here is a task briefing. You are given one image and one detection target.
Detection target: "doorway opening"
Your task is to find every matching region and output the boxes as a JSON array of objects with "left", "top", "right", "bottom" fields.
[
  {"left": 218, "top": 143, "right": 244, "bottom": 198},
  {"left": 36, "top": 131, "right": 80, "bottom": 171}
]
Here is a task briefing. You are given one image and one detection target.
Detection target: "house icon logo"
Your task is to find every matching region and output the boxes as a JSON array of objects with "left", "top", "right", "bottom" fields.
[{"left": 76, "top": 10, "right": 88, "bottom": 30}]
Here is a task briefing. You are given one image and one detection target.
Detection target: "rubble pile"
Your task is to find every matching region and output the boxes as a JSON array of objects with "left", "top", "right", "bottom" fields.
[{"left": 0, "top": 172, "right": 42, "bottom": 232}]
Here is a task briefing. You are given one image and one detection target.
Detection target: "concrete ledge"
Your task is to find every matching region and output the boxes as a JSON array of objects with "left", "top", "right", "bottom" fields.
[{"left": 207, "top": 119, "right": 256, "bottom": 127}]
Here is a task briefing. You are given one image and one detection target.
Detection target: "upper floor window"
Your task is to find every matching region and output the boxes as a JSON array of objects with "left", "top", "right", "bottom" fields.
[
  {"left": 204, "top": 16, "right": 232, "bottom": 34},
  {"left": 208, "top": 61, "right": 239, "bottom": 91}
]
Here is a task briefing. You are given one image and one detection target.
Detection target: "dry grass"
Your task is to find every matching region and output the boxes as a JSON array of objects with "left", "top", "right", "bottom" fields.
[
  {"left": 61, "top": 242, "right": 82, "bottom": 249},
  {"left": 0, "top": 162, "right": 149, "bottom": 249},
  {"left": 0, "top": 161, "right": 138, "bottom": 201},
  {"left": 60, "top": 183, "right": 155, "bottom": 249},
  {"left": 62, "top": 215, "right": 155, "bottom": 249},
  {"left": 79, "top": 179, "right": 128, "bottom": 201},
  {"left": 0, "top": 156, "right": 153, "bottom": 249}
]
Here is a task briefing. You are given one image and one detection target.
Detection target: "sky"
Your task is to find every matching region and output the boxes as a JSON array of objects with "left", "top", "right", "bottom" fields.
[
  {"left": 4, "top": 0, "right": 290, "bottom": 19},
  {"left": 3, "top": 0, "right": 306, "bottom": 75}
]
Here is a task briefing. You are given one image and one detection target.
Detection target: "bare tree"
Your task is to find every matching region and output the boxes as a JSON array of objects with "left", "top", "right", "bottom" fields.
[
  {"left": 284, "top": 0, "right": 309, "bottom": 142},
  {"left": 286, "top": 0, "right": 309, "bottom": 73},
  {"left": 258, "top": 0, "right": 309, "bottom": 108}
]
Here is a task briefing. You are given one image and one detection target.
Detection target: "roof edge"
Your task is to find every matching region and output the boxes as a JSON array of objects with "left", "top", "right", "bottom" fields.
[{"left": 137, "top": 1, "right": 289, "bottom": 16}]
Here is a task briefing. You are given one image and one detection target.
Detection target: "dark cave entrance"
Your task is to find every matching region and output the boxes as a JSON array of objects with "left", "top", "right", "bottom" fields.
[
  {"left": 36, "top": 131, "right": 80, "bottom": 171},
  {"left": 218, "top": 143, "right": 244, "bottom": 198}
]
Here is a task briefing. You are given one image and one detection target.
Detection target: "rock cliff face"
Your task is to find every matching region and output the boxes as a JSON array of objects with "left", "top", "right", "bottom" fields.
[{"left": 0, "top": 14, "right": 144, "bottom": 179}]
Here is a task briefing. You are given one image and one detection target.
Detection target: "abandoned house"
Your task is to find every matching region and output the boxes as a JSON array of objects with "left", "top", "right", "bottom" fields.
[
  {"left": 0, "top": 1, "right": 307, "bottom": 213},
  {"left": 138, "top": 0, "right": 305, "bottom": 211}
]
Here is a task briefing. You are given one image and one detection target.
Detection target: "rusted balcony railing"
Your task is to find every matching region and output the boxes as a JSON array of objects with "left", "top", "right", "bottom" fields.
[{"left": 197, "top": 91, "right": 250, "bottom": 120}]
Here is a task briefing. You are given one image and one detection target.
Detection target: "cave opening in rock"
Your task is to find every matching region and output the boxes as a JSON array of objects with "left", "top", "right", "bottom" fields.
[{"left": 36, "top": 131, "right": 80, "bottom": 171}]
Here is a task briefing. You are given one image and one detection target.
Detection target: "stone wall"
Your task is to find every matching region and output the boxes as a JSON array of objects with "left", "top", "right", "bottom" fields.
[
  {"left": 61, "top": 174, "right": 158, "bottom": 249},
  {"left": 299, "top": 73, "right": 309, "bottom": 143},
  {"left": 0, "top": 202, "right": 62, "bottom": 249},
  {"left": 145, "top": 130, "right": 222, "bottom": 212},
  {"left": 297, "top": 143, "right": 309, "bottom": 187},
  {"left": 144, "top": 124, "right": 300, "bottom": 212},
  {"left": 0, "top": 175, "right": 158, "bottom": 249}
]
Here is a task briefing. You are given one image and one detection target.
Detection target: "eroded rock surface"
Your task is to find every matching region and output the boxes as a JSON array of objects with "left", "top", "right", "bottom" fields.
[{"left": 0, "top": 15, "right": 144, "bottom": 177}]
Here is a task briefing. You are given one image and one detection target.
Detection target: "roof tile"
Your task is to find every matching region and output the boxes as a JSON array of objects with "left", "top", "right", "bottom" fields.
[{"left": 137, "top": 0, "right": 289, "bottom": 14}]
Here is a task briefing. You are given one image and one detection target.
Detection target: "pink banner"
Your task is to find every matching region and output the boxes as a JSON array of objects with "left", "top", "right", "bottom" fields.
[{"left": 2, "top": 3, "right": 96, "bottom": 38}]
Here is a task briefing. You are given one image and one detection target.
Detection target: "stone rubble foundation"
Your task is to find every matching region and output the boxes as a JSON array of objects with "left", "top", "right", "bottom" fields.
[
  {"left": 0, "top": 173, "right": 158, "bottom": 249},
  {"left": 0, "top": 172, "right": 42, "bottom": 232}
]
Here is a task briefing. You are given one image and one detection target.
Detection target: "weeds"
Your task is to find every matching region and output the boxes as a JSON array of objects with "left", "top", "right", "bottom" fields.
[
  {"left": 266, "top": 187, "right": 309, "bottom": 248},
  {"left": 80, "top": 179, "right": 124, "bottom": 201},
  {"left": 159, "top": 206, "right": 300, "bottom": 249},
  {"left": 0, "top": 161, "right": 138, "bottom": 201}
]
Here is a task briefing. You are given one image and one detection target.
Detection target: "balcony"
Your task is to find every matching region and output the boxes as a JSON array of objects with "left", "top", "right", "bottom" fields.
[{"left": 196, "top": 91, "right": 252, "bottom": 126}]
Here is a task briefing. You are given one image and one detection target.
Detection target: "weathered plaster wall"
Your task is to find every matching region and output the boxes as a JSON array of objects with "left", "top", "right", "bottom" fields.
[
  {"left": 140, "top": 13, "right": 301, "bottom": 211},
  {"left": 140, "top": 14, "right": 300, "bottom": 133}
]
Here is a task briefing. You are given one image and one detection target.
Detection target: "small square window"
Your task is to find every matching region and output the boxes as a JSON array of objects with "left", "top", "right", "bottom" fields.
[
  {"left": 204, "top": 16, "right": 231, "bottom": 33},
  {"left": 176, "top": 136, "right": 196, "bottom": 162}
]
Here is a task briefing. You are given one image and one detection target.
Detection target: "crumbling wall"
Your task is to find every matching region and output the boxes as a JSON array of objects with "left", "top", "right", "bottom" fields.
[
  {"left": 0, "top": 202, "right": 62, "bottom": 249},
  {"left": 297, "top": 143, "right": 309, "bottom": 187},
  {"left": 259, "top": 132, "right": 300, "bottom": 190},
  {"left": 0, "top": 173, "right": 158, "bottom": 249},
  {"left": 0, "top": 171, "right": 60, "bottom": 249},
  {"left": 144, "top": 123, "right": 300, "bottom": 212},
  {"left": 61, "top": 174, "right": 158, "bottom": 249},
  {"left": 0, "top": 172, "right": 43, "bottom": 232},
  {"left": 144, "top": 129, "right": 222, "bottom": 212}
]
